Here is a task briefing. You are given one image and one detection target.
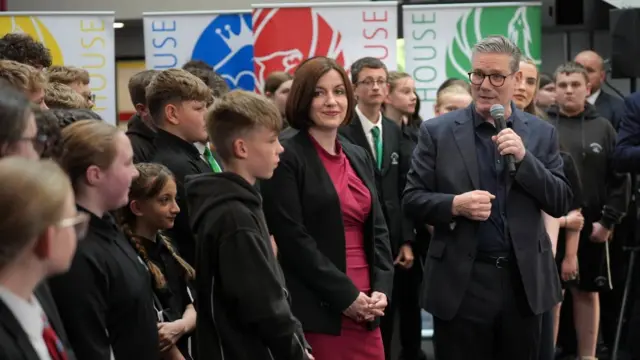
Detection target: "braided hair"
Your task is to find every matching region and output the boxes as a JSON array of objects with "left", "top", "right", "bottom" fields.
[{"left": 116, "top": 163, "right": 195, "bottom": 290}]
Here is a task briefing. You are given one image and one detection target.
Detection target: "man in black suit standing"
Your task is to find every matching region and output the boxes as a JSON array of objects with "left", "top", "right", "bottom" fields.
[
  {"left": 403, "top": 35, "right": 572, "bottom": 359},
  {"left": 339, "top": 57, "right": 422, "bottom": 360},
  {"left": 574, "top": 50, "right": 624, "bottom": 130}
]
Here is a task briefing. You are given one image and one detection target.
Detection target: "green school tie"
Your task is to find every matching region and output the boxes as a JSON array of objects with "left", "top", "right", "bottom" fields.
[
  {"left": 203, "top": 146, "right": 222, "bottom": 173},
  {"left": 371, "top": 126, "right": 382, "bottom": 170}
]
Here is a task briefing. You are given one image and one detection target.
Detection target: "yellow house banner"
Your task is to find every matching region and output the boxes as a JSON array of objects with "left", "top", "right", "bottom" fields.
[{"left": 0, "top": 12, "right": 117, "bottom": 124}]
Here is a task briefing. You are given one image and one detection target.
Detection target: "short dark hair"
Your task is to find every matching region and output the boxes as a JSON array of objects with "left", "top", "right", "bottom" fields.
[
  {"left": 206, "top": 90, "right": 282, "bottom": 162},
  {"left": 145, "top": 68, "right": 213, "bottom": 126},
  {"left": 264, "top": 71, "right": 293, "bottom": 95},
  {"left": 183, "top": 66, "right": 229, "bottom": 98},
  {"left": 539, "top": 73, "right": 554, "bottom": 89},
  {"left": 554, "top": 61, "right": 589, "bottom": 84},
  {"left": 182, "top": 59, "right": 213, "bottom": 71},
  {"left": 287, "top": 57, "right": 354, "bottom": 130},
  {"left": 128, "top": 70, "right": 159, "bottom": 106},
  {"left": 0, "top": 33, "right": 52, "bottom": 69},
  {"left": 32, "top": 107, "right": 62, "bottom": 159},
  {"left": 350, "top": 57, "right": 388, "bottom": 84},
  {"left": 49, "top": 108, "right": 103, "bottom": 129},
  {"left": 0, "top": 83, "right": 33, "bottom": 154}
]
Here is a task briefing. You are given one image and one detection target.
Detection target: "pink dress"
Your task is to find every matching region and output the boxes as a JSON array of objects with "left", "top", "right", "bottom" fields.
[{"left": 304, "top": 138, "right": 385, "bottom": 360}]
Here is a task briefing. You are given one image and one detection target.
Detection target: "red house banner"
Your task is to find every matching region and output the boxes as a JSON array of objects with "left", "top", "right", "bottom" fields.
[{"left": 252, "top": 1, "right": 398, "bottom": 93}]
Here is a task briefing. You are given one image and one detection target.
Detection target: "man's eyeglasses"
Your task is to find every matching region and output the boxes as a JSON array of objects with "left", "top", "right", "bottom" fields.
[
  {"left": 57, "top": 212, "right": 90, "bottom": 240},
  {"left": 86, "top": 93, "right": 96, "bottom": 103},
  {"left": 468, "top": 72, "right": 513, "bottom": 87},
  {"left": 356, "top": 79, "right": 388, "bottom": 88}
]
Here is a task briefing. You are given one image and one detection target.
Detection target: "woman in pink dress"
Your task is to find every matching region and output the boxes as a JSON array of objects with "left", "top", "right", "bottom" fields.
[{"left": 261, "top": 56, "right": 394, "bottom": 360}]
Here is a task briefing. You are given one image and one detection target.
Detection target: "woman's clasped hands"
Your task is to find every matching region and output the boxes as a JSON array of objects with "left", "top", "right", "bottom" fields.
[{"left": 343, "top": 291, "right": 388, "bottom": 323}]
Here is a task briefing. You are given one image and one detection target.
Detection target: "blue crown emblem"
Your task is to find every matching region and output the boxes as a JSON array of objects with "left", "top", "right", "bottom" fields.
[{"left": 192, "top": 13, "right": 255, "bottom": 91}]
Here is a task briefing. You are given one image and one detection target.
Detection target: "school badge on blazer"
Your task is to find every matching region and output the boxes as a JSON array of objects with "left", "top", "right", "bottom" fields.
[{"left": 390, "top": 152, "right": 399, "bottom": 165}]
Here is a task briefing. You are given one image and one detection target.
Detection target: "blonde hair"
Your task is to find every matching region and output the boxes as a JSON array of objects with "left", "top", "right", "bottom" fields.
[
  {"left": 45, "top": 82, "right": 88, "bottom": 109},
  {"left": 0, "top": 157, "right": 72, "bottom": 268},
  {"left": 46, "top": 65, "right": 90, "bottom": 86},
  {"left": 117, "top": 163, "right": 195, "bottom": 289},
  {"left": 206, "top": 90, "right": 282, "bottom": 162},
  {"left": 145, "top": 68, "right": 214, "bottom": 126},
  {"left": 435, "top": 85, "right": 471, "bottom": 107},
  {"left": 58, "top": 120, "right": 120, "bottom": 190},
  {"left": 0, "top": 59, "right": 47, "bottom": 95},
  {"left": 387, "top": 71, "right": 412, "bottom": 93},
  {"left": 520, "top": 57, "right": 546, "bottom": 118}
]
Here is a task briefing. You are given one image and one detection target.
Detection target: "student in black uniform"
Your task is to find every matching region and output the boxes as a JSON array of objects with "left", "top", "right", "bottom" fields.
[
  {"left": 185, "top": 90, "right": 312, "bottom": 360},
  {"left": 126, "top": 69, "right": 159, "bottom": 163},
  {"left": 50, "top": 120, "right": 159, "bottom": 360},
  {"left": 117, "top": 163, "right": 196, "bottom": 360},
  {"left": 148, "top": 69, "right": 214, "bottom": 266},
  {"left": 0, "top": 158, "right": 85, "bottom": 360}
]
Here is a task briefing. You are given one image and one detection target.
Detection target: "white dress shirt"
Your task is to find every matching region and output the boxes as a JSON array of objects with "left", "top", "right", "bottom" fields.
[
  {"left": 587, "top": 88, "right": 601, "bottom": 105},
  {"left": 193, "top": 141, "right": 208, "bottom": 163},
  {"left": 0, "top": 286, "right": 52, "bottom": 360},
  {"left": 355, "top": 105, "right": 383, "bottom": 161}
]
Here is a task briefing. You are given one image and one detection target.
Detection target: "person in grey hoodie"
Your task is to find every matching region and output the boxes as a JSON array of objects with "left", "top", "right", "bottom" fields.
[{"left": 547, "top": 61, "right": 630, "bottom": 359}]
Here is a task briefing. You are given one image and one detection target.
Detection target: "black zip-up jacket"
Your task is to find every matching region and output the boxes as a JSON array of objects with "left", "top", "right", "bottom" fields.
[
  {"left": 547, "top": 103, "right": 630, "bottom": 227},
  {"left": 185, "top": 172, "right": 310, "bottom": 360},
  {"left": 126, "top": 114, "right": 156, "bottom": 164}
]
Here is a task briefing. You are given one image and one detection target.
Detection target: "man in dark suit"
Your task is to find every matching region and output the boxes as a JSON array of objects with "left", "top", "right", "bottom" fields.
[
  {"left": 575, "top": 50, "right": 624, "bottom": 130},
  {"left": 339, "top": 57, "right": 421, "bottom": 360},
  {"left": 613, "top": 91, "right": 640, "bottom": 359},
  {"left": 403, "top": 35, "right": 572, "bottom": 359}
]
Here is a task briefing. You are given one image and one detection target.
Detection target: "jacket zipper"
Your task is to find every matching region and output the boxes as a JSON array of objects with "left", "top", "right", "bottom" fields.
[{"left": 210, "top": 276, "right": 226, "bottom": 360}]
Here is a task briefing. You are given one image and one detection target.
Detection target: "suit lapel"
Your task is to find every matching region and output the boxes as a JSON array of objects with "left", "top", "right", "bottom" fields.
[
  {"left": 0, "top": 298, "right": 41, "bottom": 360},
  {"left": 380, "top": 118, "right": 396, "bottom": 177},
  {"left": 453, "top": 107, "right": 480, "bottom": 189},
  {"left": 508, "top": 110, "right": 530, "bottom": 193},
  {"left": 343, "top": 115, "right": 375, "bottom": 160}
]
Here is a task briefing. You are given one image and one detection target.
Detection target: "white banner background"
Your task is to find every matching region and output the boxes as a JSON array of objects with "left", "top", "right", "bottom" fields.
[
  {"left": 252, "top": 2, "right": 398, "bottom": 93},
  {"left": 403, "top": 2, "right": 542, "bottom": 121},
  {"left": 0, "top": 12, "right": 117, "bottom": 124}
]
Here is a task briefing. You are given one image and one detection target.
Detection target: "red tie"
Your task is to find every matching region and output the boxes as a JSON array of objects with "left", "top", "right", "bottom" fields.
[{"left": 42, "top": 314, "right": 68, "bottom": 360}]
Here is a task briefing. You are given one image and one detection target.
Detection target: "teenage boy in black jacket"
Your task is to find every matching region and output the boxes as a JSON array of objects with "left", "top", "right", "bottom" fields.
[{"left": 185, "top": 90, "right": 312, "bottom": 360}]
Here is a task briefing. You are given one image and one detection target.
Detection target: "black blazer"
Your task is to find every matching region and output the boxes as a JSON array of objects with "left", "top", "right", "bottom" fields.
[
  {"left": 0, "top": 284, "right": 76, "bottom": 360},
  {"left": 340, "top": 114, "right": 415, "bottom": 255},
  {"left": 260, "top": 131, "right": 394, "bottom": 335},
  {"left": 403, "top": 105, "right": 573, "bottom": 320},
  {"left": 595, "top": 90, "right": 624, "bottom": 131}
]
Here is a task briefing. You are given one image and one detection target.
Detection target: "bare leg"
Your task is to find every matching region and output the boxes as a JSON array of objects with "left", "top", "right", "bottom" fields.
[{"left": 571, "top": 288, "right": 599, "bottom": 357}]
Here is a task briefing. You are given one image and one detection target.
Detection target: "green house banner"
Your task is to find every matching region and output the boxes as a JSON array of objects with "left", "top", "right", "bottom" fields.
[{"left": 402, "top": 2, "right": 541, "bottom": 120}]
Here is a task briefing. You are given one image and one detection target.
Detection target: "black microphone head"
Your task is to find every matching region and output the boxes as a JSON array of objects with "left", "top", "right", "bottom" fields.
[{"left": 490, "top": 104, "right": 505, "bottom": 120}]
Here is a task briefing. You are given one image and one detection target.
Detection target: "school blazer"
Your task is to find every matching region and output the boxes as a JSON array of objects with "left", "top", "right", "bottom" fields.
[
  {"left": 260, "top": 130, "right": 394, "bottom": 335},
  {"left": 0, "top": 284, "right": 76, "bottom": 360},
  {"left": 340, "top": 114, "right": 416, "bottom": 255}
]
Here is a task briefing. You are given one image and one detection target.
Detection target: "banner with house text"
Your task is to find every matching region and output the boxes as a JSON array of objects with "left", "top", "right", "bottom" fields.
[
  {"left": 252, "top": 2, "right": 397, "bottom": 93},
  {"left": 0, "top": 12, "right": 116, "bottom": 124},
  {"left": 403, "top": 2, "right": 541, "bottom": 120},
  {"left": 143, "top": 10, "right": 255, "bottom": 91}
]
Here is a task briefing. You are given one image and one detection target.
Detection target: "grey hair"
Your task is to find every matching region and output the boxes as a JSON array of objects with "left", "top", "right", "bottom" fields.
[{"left": 472, "top": 35, "right": 522, "bottom": 74}]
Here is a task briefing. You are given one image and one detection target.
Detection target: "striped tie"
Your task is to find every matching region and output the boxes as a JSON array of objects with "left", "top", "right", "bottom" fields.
[{"left": 42, "top": 314, "right": 68, "bottom": 360}]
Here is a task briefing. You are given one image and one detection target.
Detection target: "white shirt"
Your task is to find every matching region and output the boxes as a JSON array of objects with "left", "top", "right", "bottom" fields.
[
  {"left": 193, "top": 142, "right": 208, "bottom": 163},
  {"left": 587, "top": 88, "right": 601, "bottom": 105},
  {"left": 0, "top": 286, "right": 52, "bottom": 360},
  {"left": 355, "top": 105, "right": 383, "bottom": 160}
]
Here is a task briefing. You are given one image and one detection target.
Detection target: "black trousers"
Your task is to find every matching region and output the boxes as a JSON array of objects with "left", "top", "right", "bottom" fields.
[
  {"left": 538, "top": 309, "right": 555, "bottom": 360},
  {"left": 433, "top": 260, "right": 542, "bottom": 360},
  {"left": 381, "top": 258, "right": 424, "bottom": 360}
]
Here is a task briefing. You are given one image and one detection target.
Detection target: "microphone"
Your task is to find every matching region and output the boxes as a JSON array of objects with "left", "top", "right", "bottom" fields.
[{"left": 490, "top": 104, "right": 516, "bottom": 176}]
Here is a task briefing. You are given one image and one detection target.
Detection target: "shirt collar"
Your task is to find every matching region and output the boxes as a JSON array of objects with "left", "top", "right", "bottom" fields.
[
  {"left": 355, "top": 105, "right": 382, "bottom": 134},
  {"left": 193, "top": 142, "right": 207, "bottom": 156},
  {"left": 587, "top": 88, "right": 601, "bottom": 105},
  {"left": 0, "top": 286, "right": 44, "bottom": 341},
  {"left": 473, "top": 102, "right": 517, "bottom": 128},
  {"left": 156, "top": 129, "right": 201, "bottom": 158}
]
